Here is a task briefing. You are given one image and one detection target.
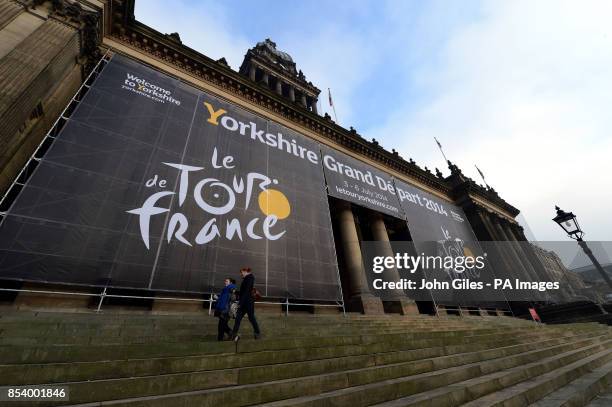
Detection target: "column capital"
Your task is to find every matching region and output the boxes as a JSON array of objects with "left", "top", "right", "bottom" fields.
[
  {"left": 335, "top": 199, "right": 351, "bottom": 211},
  {"left": 489, "top": 213, "right": 503, "bottom": 225},
  {"left": 369, "top": 210, "right": 384, "bottom": 221}
]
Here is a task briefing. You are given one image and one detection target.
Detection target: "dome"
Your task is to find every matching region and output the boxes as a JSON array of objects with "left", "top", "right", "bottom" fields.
[{"left": 256, "top": 39, "right": 294, "bottom": 63}]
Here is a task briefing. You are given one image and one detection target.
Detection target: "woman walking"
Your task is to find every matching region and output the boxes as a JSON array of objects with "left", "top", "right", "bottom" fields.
[{"left": 231, "top": 267, "right": 261, "bottom": 341}]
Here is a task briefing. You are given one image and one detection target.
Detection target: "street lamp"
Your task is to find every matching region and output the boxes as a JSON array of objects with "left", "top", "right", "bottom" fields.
[{"left": 553, "top": 206, "right": 612, "bottom": 290}]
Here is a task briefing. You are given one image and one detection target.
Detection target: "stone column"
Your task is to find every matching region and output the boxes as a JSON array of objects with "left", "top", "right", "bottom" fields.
[
  {"left": 507, "top": 223, "right": 551, "bottom": 283},
  {"left": 370, "top": 212, "right": 419, "bottom": 315},
  {"left": 337, "top": 201, "right": 384, "bottom": 314},
  {"left": 0, "top": 0, "right": 23, "bottom": 31},
  {"left": 300, "top": 93, "right": 307, "bottom": 107},
  {"left": 476, "top": 209, "right": 517, "bottom": 279},
  {"left": 501, "top": 224, "right": 551, "bottom": 302},
  {"left": 469, "top": 207, "right": 517, "bottom": 310},
  {"left": 275, "top": 78, "right": 282, "bottom": 95},
  {"left": 261, "top": 70, "right": 269, "bottom": 86},
  {"left": 288, "top": 86, "right": 295, "bottom": 102},
  {"left": 0, "top": 16, "right": 80, "bottom": 195},
  {"left": 248, "top": 65, "right": 256, "bottom": 82},
  {"left": 311, "top": 98, "right": 318, "bottom": 114},
  {"left": 500, "top": 219, "right": 539, "bottom": 278},
  {"left": 491, "top": 215, "right": 537, "bottom": 283},
  {"left": 0, "top": 18, "right": 78, "bottom": 150}
]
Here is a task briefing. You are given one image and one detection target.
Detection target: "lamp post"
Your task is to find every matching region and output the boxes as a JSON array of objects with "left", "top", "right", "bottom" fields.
[{"left": 552, "top": 206, "right": 612, "bottom": 290}]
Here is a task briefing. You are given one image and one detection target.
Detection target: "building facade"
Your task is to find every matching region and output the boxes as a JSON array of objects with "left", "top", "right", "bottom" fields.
[
  {"left": 0, "top": 0, "right": 553, "bottom": 315},
  {"left": 531, "top": 244, "right": 588, "bottom": 302}
]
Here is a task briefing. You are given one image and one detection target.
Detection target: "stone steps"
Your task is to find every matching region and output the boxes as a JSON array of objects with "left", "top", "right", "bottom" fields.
[
  {"left": 26, "top": 333, "right": 609, "bottom": 406},
  {"left": 369, "top": 340, "right": 612, "bottom": 407},
  {"left": 0, "top": 311, "right": 533, "bottom": 328},
  {"left": 0, "top": 326, "right": 545, "bottom": 364},
  {"left": 254, "top": 336, "right": 612, "bottom": 407},
  {"left": 585, "top": 386, "right": 612, "bottom": 406},
  {"left": 7, "top": 317, "right": 470, "bottom": 333},
  {"left": 530, "top": 359, "right": 612, "bottom": 407},
  {"left": 0, "top": 321, "right": 540, "bottom": 346},
  {"left": 0, "top": 328, "right": 464, "bottom": 346},
  {"left": 1, "top": 316, "right": 523, "bottom": 348},
  {"left": 1, "top": 329, "right": 588, "bottom": 386},
  {"left": 459, "top": 348, "right": 612, "bottom": 406},
  {"left": 0, "top": 311, "right": 609, "bottom": 406}
]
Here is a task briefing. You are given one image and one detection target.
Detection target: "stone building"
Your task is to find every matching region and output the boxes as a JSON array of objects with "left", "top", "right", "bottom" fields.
[
  {"left": 531, "top": 244, "right": 588, "bottom": 302},
  {"left": 0, "top": 0, "right": 552, "bottom": 315}
]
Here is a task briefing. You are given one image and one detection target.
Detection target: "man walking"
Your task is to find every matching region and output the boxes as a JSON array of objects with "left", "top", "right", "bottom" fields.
[
  {"left": 231, "top": 267, "right": 261, "bottom": 341},
  {"left": 213, "top": 277, "right": 236, "bottom": 341}
]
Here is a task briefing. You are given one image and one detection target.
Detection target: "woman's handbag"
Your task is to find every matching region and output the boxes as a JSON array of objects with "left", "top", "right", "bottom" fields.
[{"left": 251, "top": 287, "right": 262, "bottom": 301}]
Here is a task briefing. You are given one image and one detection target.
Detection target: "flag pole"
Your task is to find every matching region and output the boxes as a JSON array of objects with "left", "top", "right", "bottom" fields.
[
  {"left": 475, "top": 164, "right": 490, "bottom": 189},
  {"left": 328, "top": 88, "right": 339, "bottom": 124},
  {"left": 434, "top": 137, "right": 448, "bottom": 162}
]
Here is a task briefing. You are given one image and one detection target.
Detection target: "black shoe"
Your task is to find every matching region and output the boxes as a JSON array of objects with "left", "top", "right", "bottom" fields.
[{"left": 254, "top": 333, "right": 261, "bottom": 340}]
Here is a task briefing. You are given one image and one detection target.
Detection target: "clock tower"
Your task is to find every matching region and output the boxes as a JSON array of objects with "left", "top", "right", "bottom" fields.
[{"left": 239, "top": 39, "right": 321, "bottom": 114}]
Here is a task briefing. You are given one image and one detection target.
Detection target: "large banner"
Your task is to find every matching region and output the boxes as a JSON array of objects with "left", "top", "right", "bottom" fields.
[
  {"left": 394, "top": 179, "right": 506, "bottom": 305},
  {"left": 0, "top": 53, "right": 500, "bottom": 305},
  {"left": 0, "top": 55, "right": 341, "bottom": 300}
]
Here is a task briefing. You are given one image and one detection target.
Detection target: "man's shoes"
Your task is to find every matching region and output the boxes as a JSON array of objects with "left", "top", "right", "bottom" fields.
[{"left": 254, "top": 333, "right": 261, "bottom": 340}]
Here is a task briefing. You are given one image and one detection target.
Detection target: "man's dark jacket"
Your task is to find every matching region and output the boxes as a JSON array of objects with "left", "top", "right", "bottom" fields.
[{"left": 239, "top": 273, "right": 255, "bottom": 306}]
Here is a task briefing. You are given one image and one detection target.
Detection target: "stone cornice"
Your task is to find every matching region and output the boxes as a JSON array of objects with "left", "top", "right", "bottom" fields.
[
  {"left": 445, "top": 163, "right": 519, "bottom": 218},
  {"left": 106, "top": 0, "right": 522, "bottom": 216}
]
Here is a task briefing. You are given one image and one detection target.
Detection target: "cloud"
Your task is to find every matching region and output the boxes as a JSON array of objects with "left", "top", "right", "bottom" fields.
[
  {"left": 367, "top": 0, "right": 612, "bottom": 241},
  {"left": 279, "top": 24, "right": 379, "bottom": 125},
  {"left": 135, "top": 1, "right": 381, "bottom": 126},
  {"left": 135, "top": 0, "right": 251, "bottom": 70}
]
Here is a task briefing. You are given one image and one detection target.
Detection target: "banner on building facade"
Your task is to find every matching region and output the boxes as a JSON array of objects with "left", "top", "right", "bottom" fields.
[
  {"left": 392, "top": 179, "right": 506, "bottom": 305},
  {"left": 0, "top": 53, "right": 507, "bottom": 305},
  {"left": 0, "top": 54, "right": 341, "bottom": 300}
]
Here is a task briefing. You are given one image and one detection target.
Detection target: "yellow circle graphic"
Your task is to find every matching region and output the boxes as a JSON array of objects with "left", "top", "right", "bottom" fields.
[
  {"left": 258, "top": 189, "right": 291, "bottom": 219},
  {"left": 463, "top": 246, "right": 475, "bottom": 260}
]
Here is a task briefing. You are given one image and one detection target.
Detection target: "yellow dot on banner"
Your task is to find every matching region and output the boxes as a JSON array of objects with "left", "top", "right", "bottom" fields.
[
  {"left": 463, "top": 247, "right": 475, "bottom": 259},
  {"left": 258, "top": 189, "right": 291, "bottom": 220}
]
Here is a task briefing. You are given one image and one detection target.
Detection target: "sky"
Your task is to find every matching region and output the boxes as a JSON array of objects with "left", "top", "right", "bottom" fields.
[{"left": 135, "top": 0, "right": 612, "bottom": 242}]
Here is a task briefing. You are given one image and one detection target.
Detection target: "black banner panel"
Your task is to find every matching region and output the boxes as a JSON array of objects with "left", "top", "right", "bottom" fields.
[
  {"left": 393, "top": 179, "right": 505, "bottom": 305},
  {"left": 394, "top": 179, "right": 476, "bottom": 243},
  {"left": 320, "top": 145, "right": 404, "bottom": 219},
  {"left": 0, "top": 54, "right": 341, "bottom": 300}
]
